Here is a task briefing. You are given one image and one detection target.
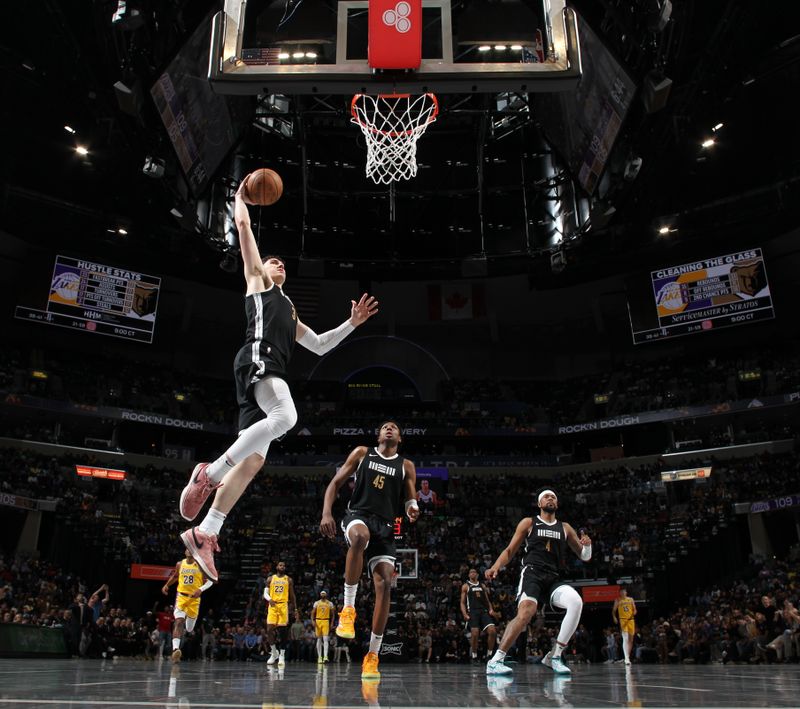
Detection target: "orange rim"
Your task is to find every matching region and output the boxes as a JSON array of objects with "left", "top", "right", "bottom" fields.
[{"left": 351, "top": 92, "right": 439, "bottom": 138}]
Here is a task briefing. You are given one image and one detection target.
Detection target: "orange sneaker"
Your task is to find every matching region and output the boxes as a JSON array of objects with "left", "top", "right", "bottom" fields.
[
  {"left": 361, "top": 677, "right": 380, "bottom": 704},
  {"left": 361, "top": 651, "right": 380, "bottom": 680},
  {"left": 335, "top": 605, "right": 356, "bottom": 639}
]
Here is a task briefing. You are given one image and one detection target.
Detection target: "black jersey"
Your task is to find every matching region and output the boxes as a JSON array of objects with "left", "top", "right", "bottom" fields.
[
  {"left": 465, "top": 581, "right": 490, "bottom": 612},
  {"left": 521, "top": 517, "right": 567, "bottom": 575},
  {"left": 233, "top": 285, "right": 297, "bottom": 380},
  {"left": 348, "top": 448, "right": 406, "bottom": 524}
]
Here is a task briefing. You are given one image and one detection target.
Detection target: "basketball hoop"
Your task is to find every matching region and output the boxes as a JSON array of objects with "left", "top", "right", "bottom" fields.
[{"left": 351, "top": 93, "right": 438, "bottom": 184}]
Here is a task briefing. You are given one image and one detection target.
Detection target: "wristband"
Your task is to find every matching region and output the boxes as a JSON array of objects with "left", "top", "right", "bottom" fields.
[
  {"left": 405, "top": 500, "right": 419, "bottom": 512},
  {"left": 580, "top": 544, "right": 592, "bottom": 561}
]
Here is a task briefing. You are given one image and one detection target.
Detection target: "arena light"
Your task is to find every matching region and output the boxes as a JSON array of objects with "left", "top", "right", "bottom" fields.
[
  {"left": 712, "top": 122, "right": 724, "bottom": 132},
  {"left": 305, "top": 51, "right": 317, "bottom": 59},
  {"left": 701, "top": 138, "right": 715, "bottom": 148},
  {"left": 478, "top": 45, "right": 491, "bottom": 52},
  {"left": 658, "top": 225, "right": 670, "bottom": 235},
  {"left": 278, "top": 52, "right": 290, "bottom": 60},
  {"left": 64, "top": 125, "right": 76, "bottom": 134},
  {"left": 75, "top": 146, "right": 89, "bottom": 156},
  {"left": 117, "top": 228, "right": 128, "bottom": 235},
  {"left": 292, "top": 51, "right": 305, "bottom": 59},
  {"left": 510, "top": 44, "right": 523, "bottom": 50},
  {"left": 494, "top": 44, "right": 507, "bottom": 51}
]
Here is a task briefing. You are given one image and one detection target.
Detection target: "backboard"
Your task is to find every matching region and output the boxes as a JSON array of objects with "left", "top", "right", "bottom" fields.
[{"left": 209, "top": 0, "right": 580, "bottom": 95}]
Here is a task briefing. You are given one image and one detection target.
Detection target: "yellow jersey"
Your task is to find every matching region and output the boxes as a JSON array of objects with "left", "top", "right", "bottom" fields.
[
  {"left": 177, "top": 559, "right": 202, "bottom": 595},
  {"left": 617, "top": 598, "right": 635, "bottom": 620},
  {"left": 269, "top": 574, "right": 290, "bottom": 603},
  {"left": 313, "top": 599, "right": 334, "bottom": 620}
]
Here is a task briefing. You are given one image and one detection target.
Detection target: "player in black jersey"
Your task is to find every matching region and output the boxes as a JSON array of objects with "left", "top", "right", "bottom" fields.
[
  {"left": 485, "top": 488, "right": 592, "bottom": 676},
  {"left": 179, "top": 173, "right": 378, "bottom": 582},
  {"left": 461, "top": 568, "right": 500, "bottom": 661},
  {"left": 319, "top": 421, "right": 420, "bottom": 681}
]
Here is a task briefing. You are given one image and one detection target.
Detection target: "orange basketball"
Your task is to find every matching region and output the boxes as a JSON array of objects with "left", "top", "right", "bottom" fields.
[{"left": 245, "top": 168, "right": 283, "bottom": 206}]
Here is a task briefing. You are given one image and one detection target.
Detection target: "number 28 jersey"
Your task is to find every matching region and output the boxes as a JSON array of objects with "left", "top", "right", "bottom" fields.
[{"left": 347, "top": 448, "right": 406, "bottom": 524}]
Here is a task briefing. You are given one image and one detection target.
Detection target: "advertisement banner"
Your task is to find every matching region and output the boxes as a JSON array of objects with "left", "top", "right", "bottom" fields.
[
  {"left": 581, "top": 585, "right": 620, "bottom": 603},
  {"left": 130, "top": 564, "right": 173, "bottom": 581},
  {"left": 749, "top": 494, "right": 800, "bottom": 514}
]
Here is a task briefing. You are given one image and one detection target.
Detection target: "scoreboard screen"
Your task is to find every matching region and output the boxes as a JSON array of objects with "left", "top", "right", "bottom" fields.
[
  {"left": 628, "top": 248, "right": 774, "bottom": 344},
  {"left": 15, "top": 255, "right": 161, "bottom": 343}
]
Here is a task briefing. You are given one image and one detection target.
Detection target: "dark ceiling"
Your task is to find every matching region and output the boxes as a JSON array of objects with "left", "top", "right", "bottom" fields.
[{"left": 2, "top": 1, "right": 800, "bottom": 285}]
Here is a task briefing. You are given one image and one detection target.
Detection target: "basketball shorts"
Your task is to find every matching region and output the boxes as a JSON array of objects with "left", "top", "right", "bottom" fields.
[
  {"left": 341, "top": 511, "right": 396, "bottom": 574},
  {"left": 315, "top": 619, "right": 330, "bottom": 637},
  {"left": 174, "top": 593, "right": 200, "bottom": 620},
  {"left": 234, "top": 364, "right": 288, "bottom": 432},
  {"left": 516, "top": 566, "right": 567, "bottom": 607},
  {"left": 267, "top": 601, "right": 289, "bottom": 627},
  {"left": 467, "top": 609, "right": 496, "bottom": 632},
  {"left": 620, "top": 618, "right": 635, "bottom": 635}
]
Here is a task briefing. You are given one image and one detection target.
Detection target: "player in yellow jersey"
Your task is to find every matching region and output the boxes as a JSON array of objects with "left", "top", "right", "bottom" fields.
[
  {"left": 162, "top": 551, "right": 214, "bottom": 662},
  {"left": 263, "top": 561, "right": 296, "bottom": 667},
  {"left": 612, "top": 586, "right": 637, "bottom": 665},
  {"left": 312, "top": 590, "right": 336, "bottom": 663}
]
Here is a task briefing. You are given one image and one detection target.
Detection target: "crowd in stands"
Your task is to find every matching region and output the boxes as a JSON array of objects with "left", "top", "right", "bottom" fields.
[
  {"left": 3, "top": 345, "right": 798, "bottom": 438},
  {"left": 1, "top": 435, "right": 799, "bottom": 662}
]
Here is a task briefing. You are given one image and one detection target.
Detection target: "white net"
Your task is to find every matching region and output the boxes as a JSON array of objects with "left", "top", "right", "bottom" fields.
[{"left": 351, "top": 93, "right": 438, "bottom": 184}]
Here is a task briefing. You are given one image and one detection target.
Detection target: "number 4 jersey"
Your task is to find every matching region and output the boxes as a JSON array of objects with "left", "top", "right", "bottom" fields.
[
  {"left": 522, "top": 517, "right": 567, "bottom": 574},
  {"left": 347, "top": 447, "right": 406, "bottom": 523}
]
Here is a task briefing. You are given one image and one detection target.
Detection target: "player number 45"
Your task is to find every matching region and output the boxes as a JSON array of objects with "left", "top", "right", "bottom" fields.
[{"left": 372, "top": 475, "right": 385, "bottom": 489}]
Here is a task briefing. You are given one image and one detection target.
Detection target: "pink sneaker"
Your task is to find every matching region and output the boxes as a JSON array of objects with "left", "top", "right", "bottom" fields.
[
  {"left": 179, "top": 463, "right": 223, "bottom": 521},
  {"left": 180, "top": 527, "right": 220, "bottom": 582}
]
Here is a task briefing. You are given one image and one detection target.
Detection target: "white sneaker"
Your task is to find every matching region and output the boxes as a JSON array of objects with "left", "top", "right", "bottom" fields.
[
  {"left": 278, "top": 653, "right": 286, "bottom": 668},
  {"left": 266, "top": 650, "right": 279, "bottom": 665},
  {"left": 624, "top": 659, "right": 632, "bottom": 666},
  {"left": 486, "top": 659, "right": 513, "bottom": 676},
  {"left": 543, "top": 651, "right": 572, "bottom": 674},
  {"left": 487, "top": 675, "right": 513, "bottom": 700}
]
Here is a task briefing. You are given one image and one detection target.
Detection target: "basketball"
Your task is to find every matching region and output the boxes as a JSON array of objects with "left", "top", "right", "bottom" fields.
[{"left": 245, "top": 168, "right": 283, "bottom": 206}]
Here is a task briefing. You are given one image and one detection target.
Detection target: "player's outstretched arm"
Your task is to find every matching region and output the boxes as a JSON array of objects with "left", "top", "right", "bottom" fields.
[
  {"left": 234, "top": 176, "right": 270, "bottom": 291},
  {"left": 319, "top": 446, "right": 369, "bottom": 538},
  {"left": 485, "top": 517, "right": 533, "bottom": 580},
  {"left": 162, "top": 562, "right": 181, "bottom": 595},
  {"left": 403, "top": 459, "right": 420, "bottom": 523},
  {"left": 295, "top": 294, "right": 379, "bottom": 356}
]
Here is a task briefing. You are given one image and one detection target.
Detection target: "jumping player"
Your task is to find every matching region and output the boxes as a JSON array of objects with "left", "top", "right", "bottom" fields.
[
  {"left": 263, "top": 561, "right": 296, "bottom": 667},
  {"left": 162, "top": 550, "right": 213, "bottom": 662},
  {"left": 179, "top": 173, "right": 378, "bottom": 582},
  {"left": 612, "top": 586, "right": 637, "bottom": 665},
  {"left": 485, "top": 489, "right": 592, "bottom": 676},
  {"left": 319, "top": 421, "right": 420, "bottom": 681},
  {"left": 312, "top": 590, "right": 336, "bottom": 663},
  {"left": 460, "top": 568, "right": 500, "bottom": 661}
]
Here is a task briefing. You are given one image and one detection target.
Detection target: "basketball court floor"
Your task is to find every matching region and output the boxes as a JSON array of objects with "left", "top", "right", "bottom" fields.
[{"left": 0, "top": 659, "right": 797, "bottom": 708}]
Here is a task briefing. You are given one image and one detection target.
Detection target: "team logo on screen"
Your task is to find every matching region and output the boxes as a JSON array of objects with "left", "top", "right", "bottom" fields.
[
  {"left": 654, "top": 281, "right": 685, "bottom": 311},
  {"left": 50, "top": 271, "right": 80, "bottom": 303}
]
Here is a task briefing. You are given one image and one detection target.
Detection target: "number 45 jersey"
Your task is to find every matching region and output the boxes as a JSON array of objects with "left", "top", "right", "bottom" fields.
[{"left": 347, "top": 447, "right": 406, "bottom": 523}]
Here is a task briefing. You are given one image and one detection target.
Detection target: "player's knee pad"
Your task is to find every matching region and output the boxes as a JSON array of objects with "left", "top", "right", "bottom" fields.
[{"left": 550, "top": 584, "right": 582, "bottom": 613}]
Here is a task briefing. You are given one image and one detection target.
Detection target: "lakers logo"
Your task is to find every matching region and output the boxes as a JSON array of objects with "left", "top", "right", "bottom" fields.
[
  {"left": 655, "top": 281, "right": 685, "bottom": 311},
  {"left": 50, "top": 272, "right": 80, "bottom": 302}
]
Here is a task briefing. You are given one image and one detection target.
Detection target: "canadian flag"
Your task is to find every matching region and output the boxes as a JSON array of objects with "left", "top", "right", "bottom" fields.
[{"left": 428, "top": 284, "right": 487, "bottom": 320}]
